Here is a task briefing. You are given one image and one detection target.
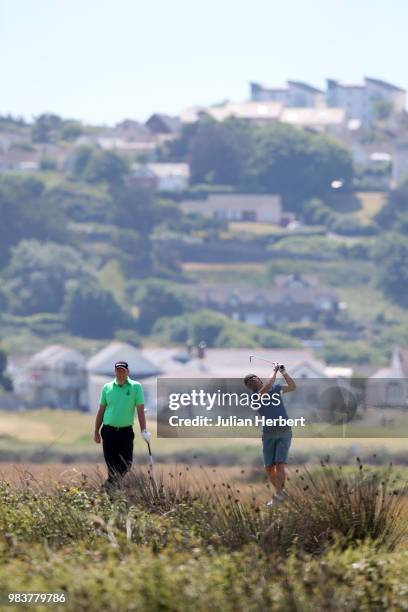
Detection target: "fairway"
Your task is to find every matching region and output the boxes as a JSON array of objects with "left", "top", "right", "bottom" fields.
[{"left": 0, "top": 409, "right": 407, "bottom": 465}]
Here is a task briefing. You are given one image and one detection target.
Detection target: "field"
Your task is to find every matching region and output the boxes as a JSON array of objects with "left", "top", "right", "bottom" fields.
[
  {"left": 1, "top": 409, "right": 408, "bottom": 466},
  {"left": 1, "top": 407, "right": 408, "bottom": 610},
  {"left": 353, "top": 191, "right": 387, "bottom": 225}
]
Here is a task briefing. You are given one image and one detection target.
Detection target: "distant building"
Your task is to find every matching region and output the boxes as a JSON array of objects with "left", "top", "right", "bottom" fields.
[
  {"left": 87, "top": 341, "right": 161, "bottom": 413},
  {"left": 181, "top": 101, "right": 283, "bottom": 125},
  {"left": 250, "top": 80, "right": 325, "bottom": 107},
  {"left": 22, "top": 345, "right": 87, "bottom": 410},
  {"left": 280, "top": 107, "right": 346, "bottom": 135},
  {"left": 129, "top": 162, "right": 190, "bottom": 191},
  {"left": 181, "top": 193, "right": 282, "bottom": 223},
  {"left": 327, "top": 77, "right": 406, "bottom": 126},
  {"left": 144, "top": 346, "right": 334, "bottom": 379},
  {"left": 184, "top": 274, "right": 339, "bottom": 326},
  {"left": 366, "top": 346, "right": 408, "bottom": 407}
]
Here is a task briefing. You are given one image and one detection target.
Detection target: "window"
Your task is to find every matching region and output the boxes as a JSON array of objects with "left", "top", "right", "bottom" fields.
[{"left": 241, "top": 210, "right": 257, "bottom": 221}]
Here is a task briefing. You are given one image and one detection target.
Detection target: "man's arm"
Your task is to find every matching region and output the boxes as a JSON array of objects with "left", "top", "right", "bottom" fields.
[
  {"left": 94, "top": 404, "right": 106, "bottom": 443},
  {"left": 259, "top": 364, "right": 279, "bottom": 396},
  {"left": 280, "top": 369, "right": 296, "bottom": 393},
  {"left": 137, "top": 404, "right": 146, "bottom": 432}
]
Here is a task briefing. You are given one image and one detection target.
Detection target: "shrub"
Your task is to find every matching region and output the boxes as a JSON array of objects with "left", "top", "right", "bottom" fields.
[{"left": 261, "top": 461, "right": 407, "bottom": 555}]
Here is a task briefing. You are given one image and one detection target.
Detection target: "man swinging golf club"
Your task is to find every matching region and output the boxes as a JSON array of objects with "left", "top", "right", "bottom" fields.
[
  {"left": 244, "top": 362, "right": 296, "bottom": 506},
  {"left": 94, "top": 360, "right": 151, "bottom": 490}
]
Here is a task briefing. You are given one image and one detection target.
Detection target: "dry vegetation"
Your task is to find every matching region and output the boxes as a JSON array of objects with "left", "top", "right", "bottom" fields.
[{"left": 0, "top": 460, "right": 407, "bottom": 611}]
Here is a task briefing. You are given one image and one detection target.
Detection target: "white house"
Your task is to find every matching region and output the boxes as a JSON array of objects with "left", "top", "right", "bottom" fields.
[
  {"left": 130, "top": 162, "right": 190, "bottom": 191},
  {"left": 366, "top": 346, "right": 408, "bottom": 407},
  {"left": 280, "top": 107, "right": 346, "bottom": 135},
  {"left": 181, "top": 101, "right": 283, "bottom": 125},
  {"left": 181, "top": 193, "right": 282, "bottom": 224},
  {"left": 22, "top": 345, "right": 87, "bottom": 410},
  {"left": 86, "top": 342, "right": 162, "bottom": 413}
]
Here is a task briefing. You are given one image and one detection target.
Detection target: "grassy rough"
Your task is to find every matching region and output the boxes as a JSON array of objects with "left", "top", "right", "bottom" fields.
[{"left": 0, "top": 464, "right": 406, "bottom": 611}]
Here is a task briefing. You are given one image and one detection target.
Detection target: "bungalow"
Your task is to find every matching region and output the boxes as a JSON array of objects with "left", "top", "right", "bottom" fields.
[
  {"left": 181, "top": 193, "right": 282, "bottom": 224},
  {"left": 22, "top": 345, "right": 87, "bottom": 410},
  {"left": 87, "top": 341, "right": 162, "bottom": 413}
]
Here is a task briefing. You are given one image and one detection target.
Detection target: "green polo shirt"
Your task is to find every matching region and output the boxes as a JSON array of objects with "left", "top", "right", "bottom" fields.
[{"left": 99, "top": 378, "right": 144, "bottom": 427}]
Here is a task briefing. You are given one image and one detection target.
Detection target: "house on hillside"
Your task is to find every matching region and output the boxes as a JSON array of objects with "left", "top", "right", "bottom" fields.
[
  {"left": 366, "top": 346, "right": 408, "bottom": 407},
  {"left": 280, "top": 107, "right": 346, "bottom": 135},
  {"left": 181, "top": 193, "right": 283, "bottom": 224},
  {"left": 87, "top": 342, "right": 162, "bottom": 413},
  {"left": 181, "top": 101, "right": 283, "bottom": 125},
  {"left": 129, "top": 162, "right": 190, "bottom": 191},
  {"left": 21, "top": 345, "right": 87, "bottom": 410},
  {"left": 184, "top": 274, "right": 339, "bottom": 327},
  {"left": 250, "top": 80, "right": 325, "bottom": 107},
  {"left": 327, "top": 77, "right": 406, "bottom": 126}
]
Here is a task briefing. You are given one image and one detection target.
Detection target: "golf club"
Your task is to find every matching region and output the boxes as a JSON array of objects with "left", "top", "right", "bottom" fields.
[
  {"left": 249, "top": 355, "right": 286, "bottom": 371},
  {"left": 146, "top": 440, "right": 158, "bottom": 487}
]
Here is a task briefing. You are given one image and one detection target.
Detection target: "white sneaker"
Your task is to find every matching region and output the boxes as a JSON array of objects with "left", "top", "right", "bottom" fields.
[{"left": 266, "top": 494, "right": 283, "bottom": 507}]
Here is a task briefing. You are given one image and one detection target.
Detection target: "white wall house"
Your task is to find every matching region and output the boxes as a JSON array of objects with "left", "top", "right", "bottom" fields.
[
  {"left": 181, "top": 193, "right": 282, "bottom": 224},
  {"left": 130, "top": 163, "right": 190, "bottom": 191},
  {"left": 23, "top": 345, "right": 87, "bottom": 410},
  {"left": 366, "top": 346, "right": 408, "bottom": 408},
  {"left": 87, "top": 342, "right": 161, "bottom": 413}
]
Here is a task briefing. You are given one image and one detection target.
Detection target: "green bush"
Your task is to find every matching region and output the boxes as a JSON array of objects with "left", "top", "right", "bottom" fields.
[{"left": 63, "top": 280, "right": 131, "bottom": 339}]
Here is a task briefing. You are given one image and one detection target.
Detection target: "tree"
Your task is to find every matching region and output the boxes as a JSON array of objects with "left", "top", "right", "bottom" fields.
[
  {"left": 189, "top": 310, "right": 229, "bottom": 346},
  {"left": 63, "top": 280, "right": 131, "bottom": 338},
  {"left": 302, "top": 198, "right": 336, "bottom": 225},
  {"left": 69, "top": 146, "right": 96, "bottom": 179},
  {"left": 373, "top": 233, "right": 408, "bottom": 306},
  {"left": 376, "top": 179, "right": 408, "bottom": 234},
  {"left": 0, "top": 346, "right": 13, "bottom": 391},
  {"left": 135, "top": 279, "right": 187, "bottom": 334},
  {"left": 32, "top": 113, "right": 63, "bottom": 143},
  {"left": 61, "top": 120, "right": 83, "bottom": 141},
  {"left": 188, "top": 118, "right": 252, "bottom": 185},
  {"left": 0, "top": 176, "right": 68, "bottom": 268},
  {"left": 372, "top": 99, "right": 392, "bottom": 121},
  {"left": 247, "top": 124, "right": 354, "bottom": 210},
  {"left": 3, "top": 241, "right": 95, "bottom": 315},
  {"left": 169, "top": 118, "right": 354, "bottom": 210},
  {"left": 85, "top": 151, "right": 129, "bottom": 187}
]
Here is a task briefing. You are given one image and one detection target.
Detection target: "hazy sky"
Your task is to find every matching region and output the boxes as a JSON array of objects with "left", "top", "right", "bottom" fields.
[{"left": 1, "top": 0, "right": 406, "bottom": 125}]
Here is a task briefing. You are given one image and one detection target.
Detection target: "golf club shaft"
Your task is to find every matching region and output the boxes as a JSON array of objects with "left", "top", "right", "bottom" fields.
[
  {"left": 147, "top": 441, "right": 157, "bottom": 484},
  {"left": 250, "top": 355, "right": 285, "bottom": 371}
]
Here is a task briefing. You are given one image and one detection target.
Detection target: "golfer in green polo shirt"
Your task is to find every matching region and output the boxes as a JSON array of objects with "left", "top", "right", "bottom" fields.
[{"left": 94, "top": 360, "right": 151, "bottom": 489}]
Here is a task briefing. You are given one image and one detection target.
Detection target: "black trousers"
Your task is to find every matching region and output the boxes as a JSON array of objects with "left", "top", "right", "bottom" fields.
[{"left": 101, "top": 424, "right": 134, "bottom": 483}]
